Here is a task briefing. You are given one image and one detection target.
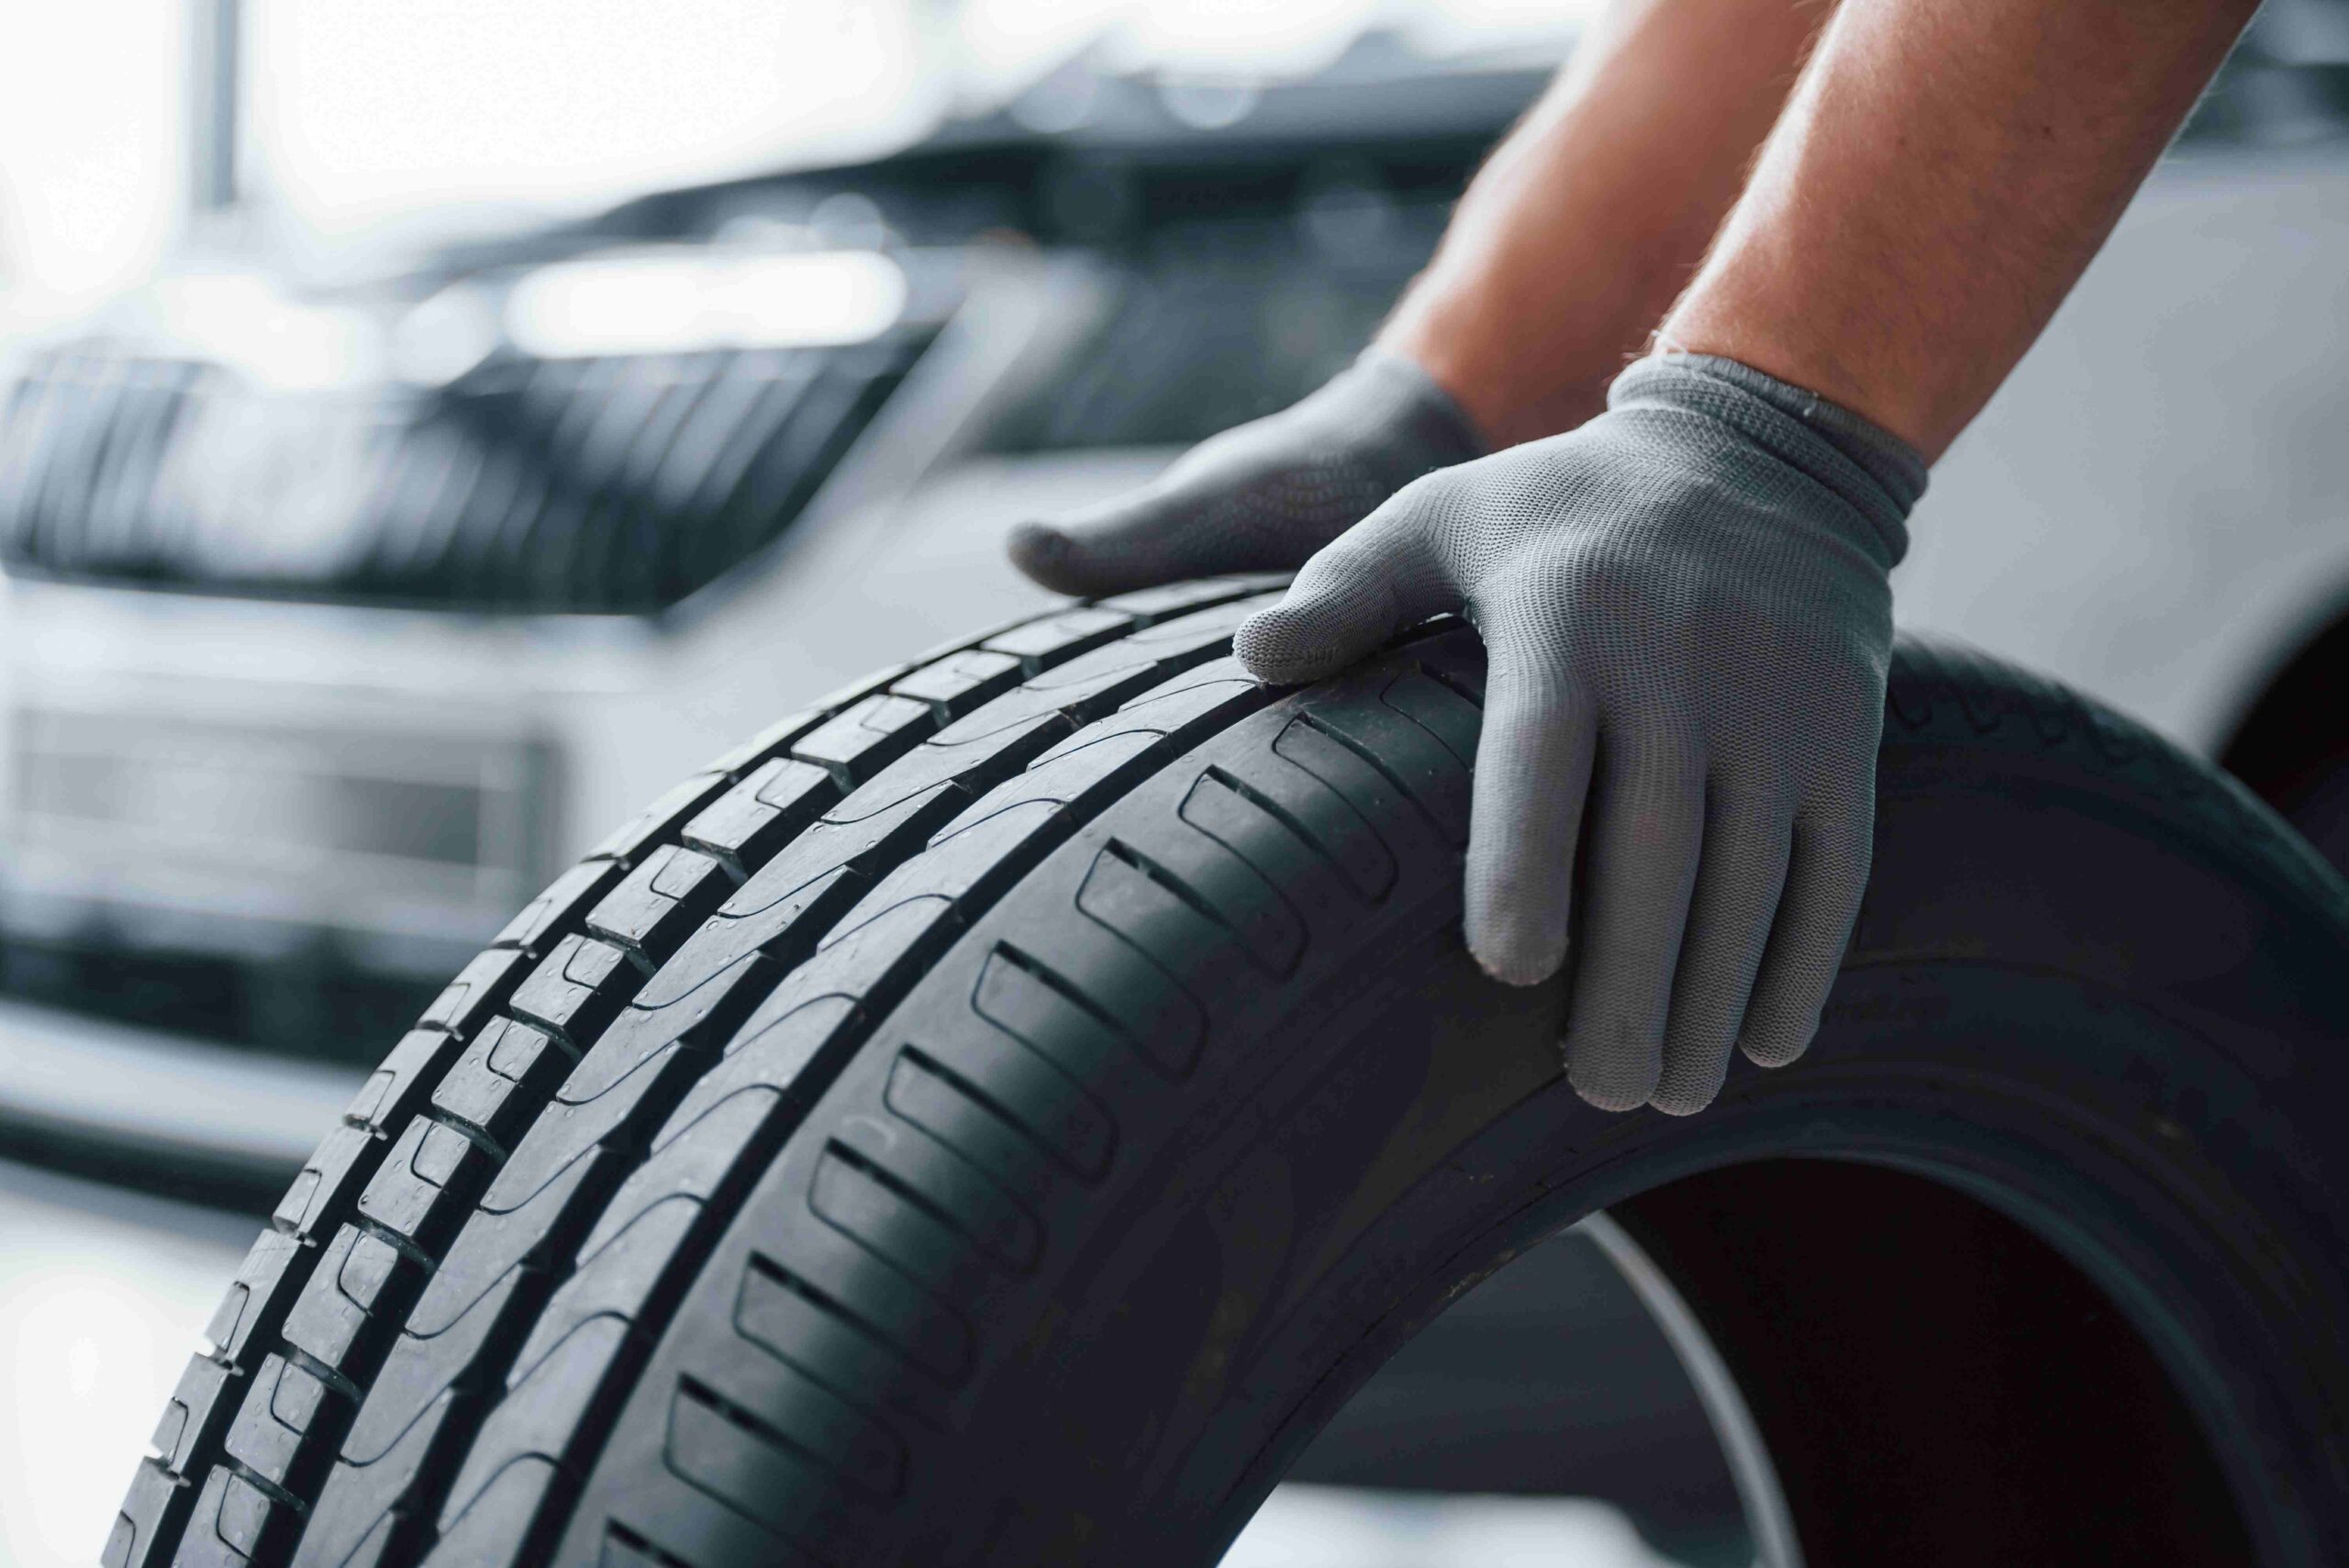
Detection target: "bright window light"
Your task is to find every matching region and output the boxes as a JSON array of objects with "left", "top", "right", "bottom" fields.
[{"left": 503, "top": 249, "right": 908, "bottom": 359}]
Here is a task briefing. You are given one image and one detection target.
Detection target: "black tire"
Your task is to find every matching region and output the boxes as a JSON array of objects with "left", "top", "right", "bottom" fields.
[{"left": 112, "top": 579, "right": 2349, "bottom": 1568}]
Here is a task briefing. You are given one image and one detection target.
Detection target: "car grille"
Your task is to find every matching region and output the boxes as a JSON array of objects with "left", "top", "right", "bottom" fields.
[{"left": 0, "top": 331, "right": 931, "bottom": 615}]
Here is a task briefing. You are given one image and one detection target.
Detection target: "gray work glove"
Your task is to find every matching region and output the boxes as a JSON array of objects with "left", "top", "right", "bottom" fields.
[
  {"left": 1235, "top": 354, "right": 1925, "bottom": 1114},
  {"left": 1006, "top": 350, "right": 1486, "bottom": 596}
]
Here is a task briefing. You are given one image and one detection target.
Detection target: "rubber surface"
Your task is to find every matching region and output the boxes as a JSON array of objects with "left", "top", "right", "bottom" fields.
[{"left": 111, "top": 584, "right": 2349, "bottom": 1568}]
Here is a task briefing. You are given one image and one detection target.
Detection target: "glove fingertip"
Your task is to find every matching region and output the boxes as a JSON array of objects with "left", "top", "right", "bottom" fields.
[
  {"left": 1737, "top": 1016, "right": 1818, "bottom": 1069},
  {"left": 1232, "top": 605, "right": 1362, "bottom": 686},
  {"left": 1005, "top": 520, "right": 1090, "bottom": 595},
  {"left": 1567, "top": 1059, "right": 1658, "bottom": 1114},
  {"left": 1466, "top": 925, "right": 1566, "bottom": 989}
]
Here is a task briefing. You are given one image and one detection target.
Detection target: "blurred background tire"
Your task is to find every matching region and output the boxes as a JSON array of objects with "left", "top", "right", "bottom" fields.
[{"left": 106, "top": 587, "right": 2349, "bottom": 1568}]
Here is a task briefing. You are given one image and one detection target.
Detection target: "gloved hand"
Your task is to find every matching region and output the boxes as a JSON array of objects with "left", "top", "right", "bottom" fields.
[
  {"left": 1006, "top": 350, "right": 1486, "bottom": 596},
  {"left": 1234, "top": 354, "right": 1925, "bottom": 1114}
]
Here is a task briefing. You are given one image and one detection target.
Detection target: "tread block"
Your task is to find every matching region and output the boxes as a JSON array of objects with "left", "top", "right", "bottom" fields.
[
  {"left": 357, "top": 1118, "right": 497, "bottom": 1258},
  {"left": 296, "top": 1392, "right": 454, "bottom": 1568},
  {"left": 730, "top": 1258, "right": 930, "bottom": 1432},
  {"left": 557, "top": 948, "right": 784, "bottom": 1116},
  {"left": 508, "top": 936, "right": 641, "bottom": 1051},
  {"left": 789, "top": 695, "right": 935, "bottom": 786},
  {"left": 154, "top": 1354, "right": 234, "bottom": 1477},
  {"left": 818, "top": 718, "right": 1063, "bottom": 830},
  {"left": 1178, "top": 768, "right": 1343, "bottom": 957},
  {"left": 842, "top": 799, "right": 1065, "bottom": 935},
  {"left": 970, "top": 940, "right": 1185, "bottom": 1088},
  {"left": 1380, "top": 663, "right": 1484, "bottom": 766},
  {"left": 887, "top": 649, "right": 1023, "bottom": 719},
  {"left": 275, "top": 1124, "right": 376, "bottom": 1241},
  {"left": 1268, "top": 717, "right": 1408, "bottom": 894},
  {"left": 663, "top": 1376, "right": 885, "bottom": 1543},
  {"left": 284, "top": 1226, "right": 423, "bottom": 1381},
  {"left": 1030, "top": 667, "right": 1260, "bottom": 767},
  {"left": 177, "top": 1465, "right": 290, "bottom": 1565},
  {"left": 599, "top": 1473, "right": 822, "bottom": 1568},
  {"left": 649, "top": 999, "right": 860, "bottom": 1168},
  {"left": 980, "top": 606, "right": 1133, "bottom": 670},
  {"left": 586, "top": 771, "right": 730, "bottom": 868},
  {"left": 1291, "top": 695, "right": 1472, "bottom": 847},
  {"left": 709, "top": 784, "right": 959, "bottom": 928},
  {"left": 412, "top": 1150, "right": 610, "bottom": 1340},
  {"left": 416, "top": 949, "right": 529, "bottom": 1040},
  {"left": 425, "top": 1453, "right": 570, "bottom": 1568},
  {"left": 225, "top": 1352, "right": 344, "bottom": 1493},
  {"left": 107, "top": 1459, "right": 181, "bottom": 1568},
  {"left": 482, "top": 1034, "right": 695, "bottom": 1220},
  {"left": 1094, "top": 573, "right": 1283, "bottom": 621},
  {"left": 586, "top": 844, "right": 735, "bottom": 966},
  {"left": 810, "top": 1140, "right": 1026, "bottom": 1293},
  {"left": 1119, "top": 589, "right": 1276, "bottom": 649},
  {"left": 882, "top": 1048, "right": 1060, "bottom": 1209},
  {"left": 677, "top": 763, "right": 835, "bottom": 884},
  {"left": 717, "top": 906, "right": 954, "bottom": 1072},
  {"left": 1105, "top": 824, "right": 1303, "bottom": 977},
  {"left": 338, "top": 1266, "right": 523, "bottom": 1471},
  {"left": 440, "top": 1317, "right": 629, "bottom": 1532},
  {"left": 675, "top": 1358, "right": 905, "bottom": 1502},
  {"left": 511, "top": 1197, "right": 701, "bottom": 1396},
  {"left": 898, "top": 1031, "right": 1116, "bottom": 1184},
  {"left": 796, "top": 893, "right": 965, "bottom": 1007},
  {"left": 346, "top": 1030, "right": 469, "bottom": 1137},
  {"left": 204, "top": 1230, "right": 306, "bottom": 1367},
  {"left": 829, "top": 1114, "right": 1041, "bottom": 1271},
  {"left": 430, "top": 1018, "right": 571, "bottom": 1153},
  {"left": 1075, "top": 840, "right": 1254, "bottom": 1020},
  {"left": 1186, "top": 759, "right": 1389, "bottom": 908},
  {"left": 495, "top": 861, "right": 625, "bottom": 961},
  {"left": 592, "top": 1086, "right": 783, "bottom": 1262},
  {"left": 742, "top": 1224, "right": 974, "bottom": 1386},
  {"left": 922, "top": 605, "right": 1241, "bottom": 750},
  {"left": 934, "top": 729, "right": 1168, "bottom": 844},
  {"left": 702, "top": 704, "right": 825, "bottom": 779},
  {"left": 972, "top": 919, "right": 1202, "bottom": 1079}
]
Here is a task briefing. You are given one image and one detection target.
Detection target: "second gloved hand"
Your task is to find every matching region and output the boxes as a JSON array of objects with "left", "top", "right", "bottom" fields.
[
  {"left": 1235, "top": 354, "right": 1925, "bottom": 1114},
  {"left": 1007, "top": 350, "right": 1485, "bottom": 596}
]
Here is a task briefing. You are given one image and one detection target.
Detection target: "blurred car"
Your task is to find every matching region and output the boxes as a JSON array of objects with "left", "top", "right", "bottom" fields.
[
  {"left": 0, "top": 0, "right": 2343, "bottom": 1195},
  {"left": 5, "top": 9, "right": 2345, "bottom": 1568}
]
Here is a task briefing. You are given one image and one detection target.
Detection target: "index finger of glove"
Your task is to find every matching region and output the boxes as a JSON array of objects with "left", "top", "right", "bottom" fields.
[
  {"left": 1007, "top": 478, "right": 1275, "bottom": 598},
  {"left": 1462, "top": 644, "right": 1598, "bottom": 989}
]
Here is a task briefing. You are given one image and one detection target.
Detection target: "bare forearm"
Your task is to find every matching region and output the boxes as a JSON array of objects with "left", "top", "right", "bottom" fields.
[
  {"left": 1380, "top": 0, "right": 1830, "bottom": 447},
  {"left": 1664, "top": 0, "right": 2256, "bottom": 459}
]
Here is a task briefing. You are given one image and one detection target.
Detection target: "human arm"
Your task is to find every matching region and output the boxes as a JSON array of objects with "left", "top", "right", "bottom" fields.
[
  {"left": 1006, "top": 0, "right": 1828, "bottom": 595},
  {"left": 1662, "top": 0, "right": 2258, "bottom": 457},
  {"left": 1241, "top": 0, "right": 2258, "bottom": 1110}
]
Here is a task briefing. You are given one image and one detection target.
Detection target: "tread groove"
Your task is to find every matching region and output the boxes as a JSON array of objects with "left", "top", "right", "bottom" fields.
[
  {"left": 1096, "top": 836, "right": 1284, "bottom": 973},
  {"left": 1291, "top": 709, "right": 1447, "bottom": 840},
  {"left": 1195, "top": 764, "right": 1369, "bottom": 905}
]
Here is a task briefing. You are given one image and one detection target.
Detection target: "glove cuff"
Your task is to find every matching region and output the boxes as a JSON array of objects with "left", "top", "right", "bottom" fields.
[{"left": 1609, "top": 352, "right": 1925, "bottom": 566}]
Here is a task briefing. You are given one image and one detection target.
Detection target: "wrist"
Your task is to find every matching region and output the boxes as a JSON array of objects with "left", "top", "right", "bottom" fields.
[
  {"left": 1657, "top": 286, "right": 1949, "bottom": 462},
  {"left": 1376, "top": 302, "right": 1612, "bottom": 450},
  {"left": 1609, "top": 351, "right": 1926, "bottom": 570},
  {"left": 1378, "top": 229, "right": 1700, "bottom": 449}
]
